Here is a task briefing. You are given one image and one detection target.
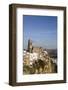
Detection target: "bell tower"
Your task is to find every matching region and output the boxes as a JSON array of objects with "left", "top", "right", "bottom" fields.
[{"left": 28, "top": 39, "right": 33, "bottom": 53}]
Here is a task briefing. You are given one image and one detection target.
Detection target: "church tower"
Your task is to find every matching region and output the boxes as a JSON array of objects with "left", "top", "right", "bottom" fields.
[{"left": 28, "top": 39, "right": 33, "bottom": 53}]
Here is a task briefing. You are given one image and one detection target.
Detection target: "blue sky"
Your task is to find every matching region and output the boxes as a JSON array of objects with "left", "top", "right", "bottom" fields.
[{"left": 23, "top": 15, "right": 57, "bottom": 49}]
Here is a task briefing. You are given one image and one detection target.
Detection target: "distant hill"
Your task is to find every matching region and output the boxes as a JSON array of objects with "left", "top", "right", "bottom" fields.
[{"left": 45, "top": 49, "right": 57, "bottom": 58}]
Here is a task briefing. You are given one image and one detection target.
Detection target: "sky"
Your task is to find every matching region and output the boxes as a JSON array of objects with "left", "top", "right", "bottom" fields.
[{"left": 23, "top": 15, "right": 57, "bottom": 49}]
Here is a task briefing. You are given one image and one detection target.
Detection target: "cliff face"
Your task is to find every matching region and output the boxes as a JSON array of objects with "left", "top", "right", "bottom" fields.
[
  {"left": 23, "top": 50, "right": 57, "bottom": 74},
  {"left": 23, "top": 39, "right": 57, "bottom": 75}
]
